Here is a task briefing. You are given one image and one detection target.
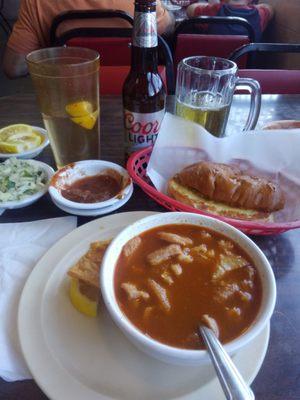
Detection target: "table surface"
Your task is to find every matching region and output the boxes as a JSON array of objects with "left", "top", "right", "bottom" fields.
[{"left": 0, "top": 94, "right": 299, "bottom": 400}]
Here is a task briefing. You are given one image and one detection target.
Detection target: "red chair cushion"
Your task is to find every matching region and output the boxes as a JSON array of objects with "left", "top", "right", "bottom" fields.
[
  {"left": 238, "top": 69, "right": 300, "bottom": 94},
  {"left": 100, "top": 65, "right": 167, "bottom": 95},
  {"left": 174, "top": 34, "right": 249, "bottom": 70},
  {"left": 66, "top": 38, "right": 167, "bottom": 94},
  {"left": 66, "top": 37, "right": 131, "bottom": 66}
]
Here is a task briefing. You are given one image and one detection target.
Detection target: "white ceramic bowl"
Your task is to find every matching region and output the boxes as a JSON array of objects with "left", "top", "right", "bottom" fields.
[
  {"left": 100, "top": 212, "right": 276, "bottom": 366},
  {"left": 49, "top": 160, "right": 133, "bottom": 210},
  {"left": 0, "top": 126, "right": 49, "bottom": 159},
  {"left": 0, "top": 160, "right": 54, "bottom": 215},
  {"left": 51, "top": 184, "right": 133, "bottom": 216}
]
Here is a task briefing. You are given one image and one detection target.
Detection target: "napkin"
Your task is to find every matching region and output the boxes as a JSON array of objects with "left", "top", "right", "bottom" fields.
[{"left": 0, "top": 216, "right": 77, "bottom": 382}]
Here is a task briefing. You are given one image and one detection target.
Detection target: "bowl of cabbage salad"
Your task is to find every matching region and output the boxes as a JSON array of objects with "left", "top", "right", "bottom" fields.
[{"left": 0, "top": 158, "right": 54, "bottom": 214}]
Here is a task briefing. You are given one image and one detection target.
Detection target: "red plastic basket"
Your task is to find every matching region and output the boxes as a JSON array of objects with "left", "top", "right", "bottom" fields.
[{"left": 127, "top": 147, "right": 300, "bottom": 235}]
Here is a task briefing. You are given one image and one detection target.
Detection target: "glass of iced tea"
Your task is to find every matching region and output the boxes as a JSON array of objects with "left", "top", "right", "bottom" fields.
[
  {"left": 175, "top": 56, "right": 261, "bottom": 137},
  {"left": 26, "top": 47, "right": 100, "bottom": 168}
]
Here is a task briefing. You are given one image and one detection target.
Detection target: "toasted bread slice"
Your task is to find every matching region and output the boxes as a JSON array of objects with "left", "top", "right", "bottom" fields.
[
  {"left": 67, "top": 240, "right": 111, "bottom": 316},
  {"left": 168, "top": 177, "right": 274, "bottom": 222},
  {"left": 68, "top": 240, "right": 111, "bottom": 289}
]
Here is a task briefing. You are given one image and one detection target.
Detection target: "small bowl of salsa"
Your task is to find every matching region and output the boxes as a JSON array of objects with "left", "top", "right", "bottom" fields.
[
  {"left": 49, "top": 160, "right": 133, "bottom": 215},
  {"left": 100, "top": 212, "right": 276, "bottom": 366}
]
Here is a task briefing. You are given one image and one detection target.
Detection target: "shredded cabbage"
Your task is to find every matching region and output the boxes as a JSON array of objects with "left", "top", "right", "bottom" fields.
[{"left": 0, "top": 158, "right": 48, "bottom": 202}]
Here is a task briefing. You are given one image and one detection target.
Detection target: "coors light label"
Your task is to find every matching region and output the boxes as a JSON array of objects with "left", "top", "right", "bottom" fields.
[
  {"left": 133, "top": 12, "right": 158, "bottom": 48},
  {"left": 124, "top": 109, "right": 165, "bottom": 155}
]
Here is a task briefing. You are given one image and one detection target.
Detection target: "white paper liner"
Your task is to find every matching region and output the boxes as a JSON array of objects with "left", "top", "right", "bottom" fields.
[{"left": 147, "top": 113, "right": 300, "bottom": 223}]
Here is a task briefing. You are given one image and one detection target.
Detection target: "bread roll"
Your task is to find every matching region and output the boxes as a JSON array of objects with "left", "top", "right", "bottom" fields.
[
  {"left": 168, "top": 177, "right": 274, "bottom": 222},
  {"left": 175, "top": 162, "right": 284, "bottom": 213}
]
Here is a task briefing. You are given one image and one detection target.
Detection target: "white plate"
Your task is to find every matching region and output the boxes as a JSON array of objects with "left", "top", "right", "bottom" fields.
[
  {"left": 0, "top": 126, "right": 49, "bottom": 159},
  {"left": 51, "top": 185, "right": 134, "bottom": 216},
  {"left": 18, "top": 211, "right": 270, "bottom": 400}
]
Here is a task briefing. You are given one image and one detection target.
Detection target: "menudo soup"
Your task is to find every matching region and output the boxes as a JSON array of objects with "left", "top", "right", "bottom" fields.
[{"left": 114, "top": 224, "right": 262, "bottom": 349}]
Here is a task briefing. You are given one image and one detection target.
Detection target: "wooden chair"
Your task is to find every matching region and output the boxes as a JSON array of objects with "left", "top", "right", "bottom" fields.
[{"left": 50, "top": 10, "right": 175, "bottom": 94}]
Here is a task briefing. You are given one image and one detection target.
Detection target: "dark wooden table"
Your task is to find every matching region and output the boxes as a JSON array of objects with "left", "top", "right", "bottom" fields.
[{"left": 0, "top": 94, "right": 300, "bottom": 400}]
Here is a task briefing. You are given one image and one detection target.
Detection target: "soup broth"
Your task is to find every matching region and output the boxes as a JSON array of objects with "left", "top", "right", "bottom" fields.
[{"left": 114, "top": 224, "right": 262, "bottom": 349}]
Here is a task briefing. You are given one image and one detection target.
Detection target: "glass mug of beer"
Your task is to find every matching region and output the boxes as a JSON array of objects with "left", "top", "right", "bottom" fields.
[
  {"left": 175, "top": 56, "right": 261, "bottom": 137},
  {"left": 26, "top": 47, "right": 100, "bottom": 169}
]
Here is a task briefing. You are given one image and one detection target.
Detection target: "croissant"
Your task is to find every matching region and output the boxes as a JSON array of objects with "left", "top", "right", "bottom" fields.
[{"left": 176, "top": 161, "right": 285, "bottom": 212}]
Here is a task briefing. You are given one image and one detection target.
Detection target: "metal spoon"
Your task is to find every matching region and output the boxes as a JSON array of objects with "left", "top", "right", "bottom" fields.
[{"left": 198, "top": 325, "right": 255, "bottom": 400}]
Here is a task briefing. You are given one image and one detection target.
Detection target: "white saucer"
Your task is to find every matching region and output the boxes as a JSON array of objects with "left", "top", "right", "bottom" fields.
[
  {"left": 18, "top": 211, "right": 270, "bottom": 400},
  {"left": 0, "top": 126, "right": 49, "bottom": 159},
  {"left": 51, "top": 185, "right": 133, "bottom": 216}
]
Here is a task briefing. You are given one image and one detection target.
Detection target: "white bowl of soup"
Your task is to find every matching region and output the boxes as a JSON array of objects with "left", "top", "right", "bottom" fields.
[{"left": 100, "top": 212, "right": 276, "bottom": 366}]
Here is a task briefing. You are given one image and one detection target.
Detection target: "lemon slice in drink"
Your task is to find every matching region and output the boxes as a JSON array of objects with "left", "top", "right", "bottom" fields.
[
  {"left": 71, "top": 110, "right": 99, "bottom": 130},
  {"left": 65, "top": 101, "right": 93, "bottom": 117},
  {"left": 69, "top": 277, "right": 98, "bottom": 317},
  {"left": 0, "top": 124, "right": 43, "bottom": 153},
  {"left": 65, "top": 101, "right": 98, "bottom": 130}
]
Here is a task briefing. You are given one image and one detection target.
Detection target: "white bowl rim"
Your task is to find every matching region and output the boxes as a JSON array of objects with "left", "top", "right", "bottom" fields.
[
  {"left": 49, "top": 160, "right": 132, "bottom": 210},
  {"left": 100, "top": 211, "right": 277, "bottom": 362},
  {"left": 0, "top": 159, "right": 54, "bottom": 209},
  {"left": 0, "top": 126, "right": 49, "bottom": 158},
  {"left": 51, "top": 184, "right": 134, "bottom": 216}
]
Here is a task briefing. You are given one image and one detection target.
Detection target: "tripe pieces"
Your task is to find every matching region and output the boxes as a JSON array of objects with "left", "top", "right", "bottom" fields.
[
  {"left": 147, "top": 244, "right": 182, "bottom": 266},
  {"left": 157, "top": 231, "right": 193, "bottom": 246},
  {"left": 114, "top": 224, "right": 262, "bottom": 349}
]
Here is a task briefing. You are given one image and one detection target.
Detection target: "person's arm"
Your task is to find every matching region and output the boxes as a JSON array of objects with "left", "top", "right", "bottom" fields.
[
  {"left": 3, "top": 47, "right": 28, "bottom": 79},
  {"left": 256, "top": 3, "right": 274, "bottom": 31},
  {"left": 186, "top": 2, "right": 221, "bottom": 18},
  {"left": 2, "top": 0, "right": 40, "bottom": 79},
  {"left": 156, "top": 0, "right": 175, "bottom": 35}
]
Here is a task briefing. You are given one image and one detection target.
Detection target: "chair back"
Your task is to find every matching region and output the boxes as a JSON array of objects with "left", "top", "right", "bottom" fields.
[
  {"left": 174, "top": 34, "right": 249, "bottom": 70},
  {"left": 173, "top": 16, "right": 255, "bottom": 71},
  {"left": 50, "top": 10, "right": 175, "bottom": 94},
  {"left": 229, "top": 43, "right": 300, "bottom": 68},
  {"left": 211, "top": 4, "right": 261, "bottom": 41},
  {"left": 54, "top": 28, "right": 133, "bottom": 66},
  {"left": 238, "top": 69, "right": 300, "bottom": 94},
  {"left": 174, "top": 16, "right": 255, "bottom": 42},
  {"left": 50, "top": 9, "right": 134, "bottom": 44}
]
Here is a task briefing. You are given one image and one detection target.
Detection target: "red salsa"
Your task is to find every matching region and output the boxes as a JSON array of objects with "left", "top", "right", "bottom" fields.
[{"left": 61, "top": 174, "right": 121, "bottom": 203}]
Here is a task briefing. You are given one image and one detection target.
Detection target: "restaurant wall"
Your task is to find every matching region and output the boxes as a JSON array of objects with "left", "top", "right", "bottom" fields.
[{"left": 260, "top": 0, "right": 300, "bottom": 69}]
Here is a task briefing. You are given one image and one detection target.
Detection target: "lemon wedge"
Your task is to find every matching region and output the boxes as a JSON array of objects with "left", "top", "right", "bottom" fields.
[
  {"left": 71, "top": 110, "right": 99, "bottom": 130},
  {"left": 0, "top": 141, "right": 28, "bottom": 153},
  {"left": 69, "top": 277, "right": 98, "bottom": 317},
  {"left": 65, "top": 101, "right": 93, "bottom": 117},
  {"left": 65, "top": 101, "right": 98, "bottom": 130},
  {"left": 0, "top": 125, "right": 43, "bottom": 153}
]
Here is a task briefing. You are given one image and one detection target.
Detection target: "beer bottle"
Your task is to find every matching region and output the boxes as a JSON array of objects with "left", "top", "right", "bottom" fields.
[{"left": 122, "top": 0, "right": 166, "bottom": 158}]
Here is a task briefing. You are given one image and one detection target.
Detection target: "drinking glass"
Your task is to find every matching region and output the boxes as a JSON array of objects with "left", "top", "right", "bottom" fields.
[
  {"left": 26, "top": 47, "right": 100, "bottom": 169},
  {"left": 175, "top": 56, "right": 261, "bottom": 137}
]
